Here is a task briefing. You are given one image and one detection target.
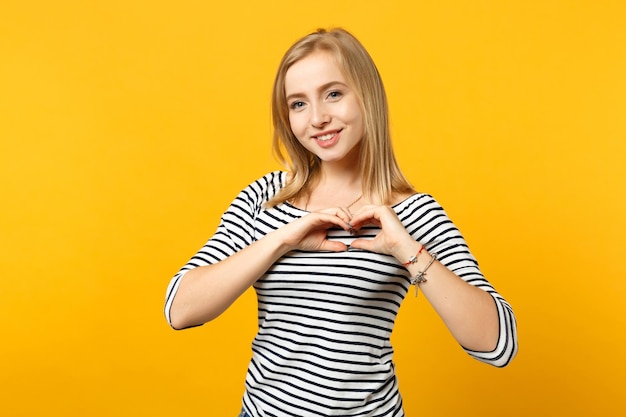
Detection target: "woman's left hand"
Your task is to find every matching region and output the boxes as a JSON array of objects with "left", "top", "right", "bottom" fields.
[
  {"left": 348, "top": 205, "right": 418, "bottom": 261},
  {"left": 350, "top": 205, "right": 502, "bottom": 352}
]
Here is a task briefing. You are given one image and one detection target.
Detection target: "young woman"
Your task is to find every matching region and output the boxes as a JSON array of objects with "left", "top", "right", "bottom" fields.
[{"left": 165, "top": 28, "right": 517, "bottom": 417}]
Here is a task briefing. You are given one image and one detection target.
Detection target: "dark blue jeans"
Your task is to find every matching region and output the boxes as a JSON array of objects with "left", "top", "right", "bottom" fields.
[{"left": 238, "top": 408, "right": 250, "bottom": 417}]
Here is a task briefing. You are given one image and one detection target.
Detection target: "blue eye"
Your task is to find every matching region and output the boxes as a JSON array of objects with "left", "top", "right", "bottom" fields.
[
  {"left": 328, "top": 90, "right": 342, "bottom": 100},
  {"left": 290, "top": 101, "right": 305, "bottom": 110}
]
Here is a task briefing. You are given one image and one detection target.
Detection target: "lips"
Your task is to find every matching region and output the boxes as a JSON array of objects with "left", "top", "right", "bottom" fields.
[{"left": 313, "top": 130, "right": 341, "bottom": 148}]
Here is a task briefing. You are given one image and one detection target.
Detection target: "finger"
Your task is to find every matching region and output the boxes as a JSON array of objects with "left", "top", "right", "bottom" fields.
[
  {"left": 317, "top": 207, "right": 353, "bottom": 223},
  {"left": 309, "top": 212, "right": 352, "bottom": 232},
  {"left": 349, "top": 213, "right": 381, "bottom": 230},
  {"left": 335, "top": 207, "right": 353, "bottom": 223},
  {"left": 350, "top": 205, "right": 397, "bottom": 229},
  {"left": 319, "top": 241, "right": 349, "bottom": 252},
  {"left": 348, "top": 205, "right": 379, "bottom": 224},
  {"left": 348, "top": 238, "right": 375, "bottom": 252},
  {"left": 340, "top": 207, "right": 354, "bottom": 221}
]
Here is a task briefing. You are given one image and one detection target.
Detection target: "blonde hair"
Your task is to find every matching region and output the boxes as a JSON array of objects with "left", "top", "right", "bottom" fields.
[{"left": 267, "top": 28, "right": 414, "bottom": 207}]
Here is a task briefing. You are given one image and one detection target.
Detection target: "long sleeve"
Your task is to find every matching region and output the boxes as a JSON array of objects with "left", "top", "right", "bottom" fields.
[
  {"left": 164, "top": 171, "right": 284, "bottom": 328},
  {"left": 399, "top": 194, "right": 518, "bottom": 367}
]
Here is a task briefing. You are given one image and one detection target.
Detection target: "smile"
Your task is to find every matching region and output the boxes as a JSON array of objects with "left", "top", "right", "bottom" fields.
[
  {"left": 316, "top": 133, "right": 336, "bottom": 142},
  {"left": 313, "top": 130, "right": 341, "bottom": 148}
]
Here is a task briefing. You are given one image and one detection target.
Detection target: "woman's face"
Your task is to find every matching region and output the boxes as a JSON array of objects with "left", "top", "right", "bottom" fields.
[{"left": 284, "top": 50, "right": 364, "bottom": 168}]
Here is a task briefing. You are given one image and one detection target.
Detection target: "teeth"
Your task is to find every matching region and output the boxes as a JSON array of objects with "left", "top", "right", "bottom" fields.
[{"left": 316, "top": 133, "right": 335, "bottom": 141}]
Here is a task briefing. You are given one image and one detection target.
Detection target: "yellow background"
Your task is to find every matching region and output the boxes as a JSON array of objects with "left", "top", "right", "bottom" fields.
[{"left": 1, "top": 1, "right": 624, "bottom": 416}]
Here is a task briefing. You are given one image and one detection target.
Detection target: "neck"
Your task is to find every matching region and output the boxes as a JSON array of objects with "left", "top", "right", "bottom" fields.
[
  {"left": 301, "top": 163, "right": 363, "bottom": 211},
  {"left": 316, "top": 161, "right": 362, "bottom": 190}
]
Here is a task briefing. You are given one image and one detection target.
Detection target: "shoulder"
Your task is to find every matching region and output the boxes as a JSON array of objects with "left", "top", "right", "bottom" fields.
[
  {"left": 237, "top": 171, "right": 288, "bottom": 205},
  {"left": 393, "top": 192, "right": 452, "bottom": 223},
  {"left": 393, "top": 193, "right": 465, "bottom": 242},
  {"left": 393, "top": 192, "right": 441, "bottom": 212}
]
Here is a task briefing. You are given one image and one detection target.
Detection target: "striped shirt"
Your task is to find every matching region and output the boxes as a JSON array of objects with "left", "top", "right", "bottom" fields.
[{"left": 165, "top": 171, "right": 518, "bottom": 417}]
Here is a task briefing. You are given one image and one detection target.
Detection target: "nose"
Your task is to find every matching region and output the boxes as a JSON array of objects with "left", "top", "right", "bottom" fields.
[{"left": 310, "top": 102, "right": 330, "bottom": 128}]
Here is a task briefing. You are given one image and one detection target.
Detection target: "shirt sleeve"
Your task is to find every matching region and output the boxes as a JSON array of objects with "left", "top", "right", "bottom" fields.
[
  {"left": 401, "top": 194, "right": 518, "bottom": 367},
  {"left": 163, "top": 176, "right": 267, "bottom": 328}
]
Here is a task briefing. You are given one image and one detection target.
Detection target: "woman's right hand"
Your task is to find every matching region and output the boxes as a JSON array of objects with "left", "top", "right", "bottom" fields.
[{"left": 168, "top": 207, "right": 353, "bottom": 329}]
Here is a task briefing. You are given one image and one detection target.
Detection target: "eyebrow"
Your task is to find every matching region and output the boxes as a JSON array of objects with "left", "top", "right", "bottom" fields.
[{"left": 285, "top": 81, "right": 349, "bottom": 102}]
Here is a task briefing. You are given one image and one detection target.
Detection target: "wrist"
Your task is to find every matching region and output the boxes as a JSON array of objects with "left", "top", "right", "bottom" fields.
[
  {"left": 401, "top": 244, "right": 426, "bottom": 267},
  {"left": 393, "top": 240, "right": 423, "bottom": 265},
  {"left": 268, "top": 228, "right": 297, "bottom": 256}
]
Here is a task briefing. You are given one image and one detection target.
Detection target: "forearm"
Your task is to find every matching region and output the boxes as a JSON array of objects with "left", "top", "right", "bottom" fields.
[
  {"left": 168, "top": 232, "right": 289, "bottom": 329},
  {"left": 396, "top": 241, "right": 499, "bottom": 352},
  {"left": 166, "top": 209, "right": 353, "bottom": 330},
  {"left": 348, "top": 202, "right": 517, "bottom": 365}
]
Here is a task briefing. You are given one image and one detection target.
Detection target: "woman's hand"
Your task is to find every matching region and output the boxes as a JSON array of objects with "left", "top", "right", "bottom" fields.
[
  {"left": 343, "top": 205, "right": 502, "bottom": 353},
  {"left": 169, "top": 207, "right": 353, "bottom": 328},
  {"left": 348, "top": 205, "right": 417, "bottom": 261},
  {"left": 276, "top": 208, "right": 353, "bottom": 253}
]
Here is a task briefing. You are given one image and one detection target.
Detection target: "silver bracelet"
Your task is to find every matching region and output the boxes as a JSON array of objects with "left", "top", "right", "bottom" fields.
[{"left": 409, "top": 253, "right": 437, "bottom": 297}]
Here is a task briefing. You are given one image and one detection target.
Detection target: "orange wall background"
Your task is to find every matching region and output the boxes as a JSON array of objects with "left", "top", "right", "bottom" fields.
[{"left": 1, "top": 1, "right": 625, "bottom": 416}]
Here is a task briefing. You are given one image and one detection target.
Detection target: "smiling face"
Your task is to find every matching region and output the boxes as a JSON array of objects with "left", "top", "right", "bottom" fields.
[{"left": 284, "top": 50, "right": 365, "bottom": 169}]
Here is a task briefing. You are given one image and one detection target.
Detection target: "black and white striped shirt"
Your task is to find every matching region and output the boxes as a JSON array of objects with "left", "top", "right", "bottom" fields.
[{"left": 165, "top": 171, "right": 518, "bottom": 417}]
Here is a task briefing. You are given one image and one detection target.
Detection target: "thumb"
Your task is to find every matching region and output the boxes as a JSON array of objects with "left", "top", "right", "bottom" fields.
[
  {"left": 319, "top": 241, "right": 349, "bottom": 252},
  {"left": 348, "top": 238, "right": 374, "bottom": 252}
]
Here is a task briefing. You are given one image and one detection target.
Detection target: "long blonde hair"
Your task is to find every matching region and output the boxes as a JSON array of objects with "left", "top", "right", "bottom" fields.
[{"left": 267, "top": 28, "right": 413, "bottom": 207}]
